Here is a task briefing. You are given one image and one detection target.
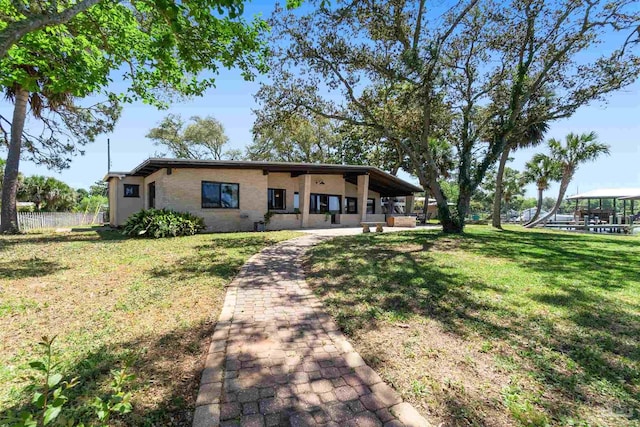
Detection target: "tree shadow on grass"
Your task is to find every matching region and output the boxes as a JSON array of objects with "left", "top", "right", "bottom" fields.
[
  {"left": 0, "top": 321, "right": 216, "bottom": 427},
  {"left": 0, "top": 228, "right": 130, "bottom": 254},
  {"left": 0, "top": 258, "right": 66, "bottom": 280},
  {"left": 148, "top": 235, "right": 294, "bottom": 282},
  {"left": 305, "top": 229, "right": 640, "bottom": 424},
  {"left": 306, "top": 233, "right": 513, "bottom": 339},
  {"left": 458, "top": 228, "right": 640, "bottom": 291}
]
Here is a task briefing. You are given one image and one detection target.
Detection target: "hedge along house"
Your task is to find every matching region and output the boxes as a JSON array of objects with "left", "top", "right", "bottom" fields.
[{"left": 104, "top": 158, "right": 422, "bottom": 232}]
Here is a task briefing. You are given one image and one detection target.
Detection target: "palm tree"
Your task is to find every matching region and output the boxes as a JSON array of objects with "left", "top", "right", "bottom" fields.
[
  {"left": 492, "top": 121, "right": 549, "bottom": 229},
  {"left": 18, "top": 175, "right": 76, "bottom": 211},
  {"left": 526, "top": 132, "right": 609, "bottom": 228},
  {"left": 501, "top": 168, "right": 525, "bottom": 218},
  {"left": 2, "top": 81, "right": 76, "bottom": 232},
  {"left": 522, "top": 153, "right": 561, "bottom": 225}
]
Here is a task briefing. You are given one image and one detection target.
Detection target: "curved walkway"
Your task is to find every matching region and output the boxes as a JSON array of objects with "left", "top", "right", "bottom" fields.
[{"left": 193, "top": 234, "right": 431, "bottom": 427}]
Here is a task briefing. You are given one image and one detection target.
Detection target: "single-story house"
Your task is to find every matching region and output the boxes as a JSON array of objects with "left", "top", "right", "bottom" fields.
[{"left": 104, "top": 158, "right": 422, "bottom": 232}]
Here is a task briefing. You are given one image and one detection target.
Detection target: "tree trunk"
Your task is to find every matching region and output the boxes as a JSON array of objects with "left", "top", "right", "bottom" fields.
[
  {"left": 1, "top": 86, "right": 28, "bottom": 234},
  {"left": 526, "top": 170, "right": 573, "bottom": 228},
  {"left": 456, "top": 189, "right": 472, "bottom": 231},
  {"left": 491, "top": 146, "right": 511, "bottom": 229},
  {"left": 417, "top": 175, "right": 463, "bottom": 233},
  {"left": 440, "top": 208, "right": 463, "bottom": 233},
  {"left": 525, "top": 187, "right": 544, "bottom": 226}
]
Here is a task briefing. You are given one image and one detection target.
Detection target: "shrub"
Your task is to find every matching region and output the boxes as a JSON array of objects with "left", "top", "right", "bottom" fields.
[{"left": 122, "top": 209, "right": 205, "bottom": 238}]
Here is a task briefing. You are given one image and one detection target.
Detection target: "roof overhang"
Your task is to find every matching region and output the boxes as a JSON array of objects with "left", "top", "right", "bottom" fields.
[
  {"left": 125, "top": 158, "right": 422, "bottom": 196},
  {"left": 566, "top": 188, "right": 640, "bottom": 200},
  {"left": 103, "top": 172, "right": 128, "bottom": 182}
]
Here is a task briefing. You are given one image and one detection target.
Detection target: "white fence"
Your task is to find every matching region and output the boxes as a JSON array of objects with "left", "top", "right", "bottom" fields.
[{"left": 0, "top": 211, "right": 106, "bottom": 232}]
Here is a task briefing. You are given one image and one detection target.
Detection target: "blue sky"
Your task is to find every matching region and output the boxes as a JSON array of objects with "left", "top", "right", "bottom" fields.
[{"left": 2, "top": 2, "right": 639, "bottom": 199}]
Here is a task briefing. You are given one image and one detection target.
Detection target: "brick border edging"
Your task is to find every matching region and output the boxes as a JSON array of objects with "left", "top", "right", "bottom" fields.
[
  {"left": 192, "top": 252, "right": 258, "bottom": 427},
  {"left": 193, "top": 236, "right": 432, "bottom": 427}
]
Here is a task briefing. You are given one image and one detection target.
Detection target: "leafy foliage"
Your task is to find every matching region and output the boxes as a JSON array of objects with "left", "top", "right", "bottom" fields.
[
  {"left": 0, "top": 336, "right": 79, "bottom": 427},
  {"left": 90, "top": 368, "right": 134, "bottom": 426},
  {"left": 248, "top": 111, "right": 341, "bottom": 163},
  {"left": 122, "top": 209, "right": 206, "bottom": 238},
  {"left": 147, "top": 114, "right": 233, "bottom": 160},
  {"left": 75, "top": 195, "right": 107, "bottom": 214},
  {"left": 17, "top": 176, "right": 76, "bottom": 212},
  {"left": 87, "top": 181, "right": 107, "bottom": 198},
  {"left": 1, "top": 0, "right": 270, "bottom": 233},
  {"left": 473, "top": 167, "right": 525, "bottom": 215},
  {"left": 0, "top": 336, "right": 134, "bottom": 427}
]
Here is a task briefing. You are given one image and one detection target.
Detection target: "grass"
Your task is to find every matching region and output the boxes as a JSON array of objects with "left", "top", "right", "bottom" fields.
[
  {"left": 0, "top": 227, "right": 300, "bottom": 426},
  {"left": 305, "top": 226, "right": 640, "bottom": 427}
]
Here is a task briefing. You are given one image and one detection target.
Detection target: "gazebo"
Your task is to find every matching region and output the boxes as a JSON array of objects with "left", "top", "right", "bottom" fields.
[{"left": 566, "top": 188, "right": 640, "bottom": 224}]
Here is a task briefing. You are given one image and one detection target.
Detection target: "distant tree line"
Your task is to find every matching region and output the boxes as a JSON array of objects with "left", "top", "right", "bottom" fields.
[{"left": 1, "top": 174, "right": 108, "bottom": 213}]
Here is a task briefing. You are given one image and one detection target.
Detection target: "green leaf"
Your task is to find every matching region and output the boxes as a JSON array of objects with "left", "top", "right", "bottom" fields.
[
  {"left": 96, "top": 408, "right": 107, "bottom": 421},
  {"left": 51, "top": 396, "right": 67, "bottom": 407},
  {"left": 43, "top": 406, "right": 62, "bottom": 425},
  {"left": 48, "top": 373, "right": 63, "bottom": 388},
  {"left": 20, "top": 412, "right": 37, "bottom": 427},
  {"left": 32, "top": 391, "right": 45, "bottom": 408},
  {"left": 28, "top": 361, "right": 47, "bottom": 372}
]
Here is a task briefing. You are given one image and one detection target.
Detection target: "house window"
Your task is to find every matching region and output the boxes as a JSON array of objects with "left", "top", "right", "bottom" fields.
[
  {"left": 310, "top": 194, "right": 341, "bottom": 214},
  {"left": 148, "top": 182, "right": 156, "bottom": 208},
  {"left": 123, "top": 184, "right": 139, "bottom": 198},
  {"left": 345, "top": 197, "right": 357, "bottom": 214},
  {"left": 202, "top": 181, "right": 239, "bottom": 209},
  {"left": 268, "top": 188, "right": 286, "bottom": 210},
  {"left": 293, "top": 192, "right": 299, "bottom": 210},
  {"left": 366, "top": 198, "right": 376, "bottom": 214}
]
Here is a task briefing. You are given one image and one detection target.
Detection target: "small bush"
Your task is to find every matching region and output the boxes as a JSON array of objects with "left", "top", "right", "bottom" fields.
[{"left": 122, "top": 209, "right": 205, "bottom": 238}]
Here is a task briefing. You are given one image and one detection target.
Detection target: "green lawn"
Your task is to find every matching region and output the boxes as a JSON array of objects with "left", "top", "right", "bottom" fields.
[
  {"left": 0, "top": 228, "right": 300, "bottom": 426},
  {"left": 305, "top": 226, "right": 640, "bottom": 427}
]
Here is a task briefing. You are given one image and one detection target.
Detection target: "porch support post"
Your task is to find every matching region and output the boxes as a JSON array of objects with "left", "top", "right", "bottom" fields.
[
  {"left": 357, "top": 174, "right": 369, "bottom": 222},
  {"left": 299, "top": 174, "right": 311, "bottom": 228},
  {"left": 109, "top": 178, "right": 118, "bottom": 227},
  {"left": 405, "top": 195, "right": 415, "bottom": 214}
]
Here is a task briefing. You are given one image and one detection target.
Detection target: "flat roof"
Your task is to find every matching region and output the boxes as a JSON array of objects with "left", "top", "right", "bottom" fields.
[
  {"left": 108, "top": 158, "right": 422, "bottom": 196},
  {"left": 566, "top": 188, "right": 640, "bottom": 200}
]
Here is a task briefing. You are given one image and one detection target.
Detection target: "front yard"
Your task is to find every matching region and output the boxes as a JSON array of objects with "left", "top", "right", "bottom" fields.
[
  {"left": 0, "top": 228, "right": 299, "bottom": 426},
  {"left": 305, "top": 227, "right": 640, "bottom": 426}
]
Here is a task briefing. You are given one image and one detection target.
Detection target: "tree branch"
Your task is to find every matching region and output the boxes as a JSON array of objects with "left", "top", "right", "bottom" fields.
[{"left": 0, "top": 0, "right": 102, "bottom": 59}]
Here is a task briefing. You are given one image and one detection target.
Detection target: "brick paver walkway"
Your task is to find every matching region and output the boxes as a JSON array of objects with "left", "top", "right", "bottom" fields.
[{"left": 193, "top": 235, "right": 430, "bottom": 427}]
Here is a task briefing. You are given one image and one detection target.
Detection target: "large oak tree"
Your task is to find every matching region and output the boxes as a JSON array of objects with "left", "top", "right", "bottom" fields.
[
  {"left": 147, "top": 114, "right": 232, "bottom": 160},
  {"left": 259, "top": 0, "right": 640, "bottom": 232}
]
